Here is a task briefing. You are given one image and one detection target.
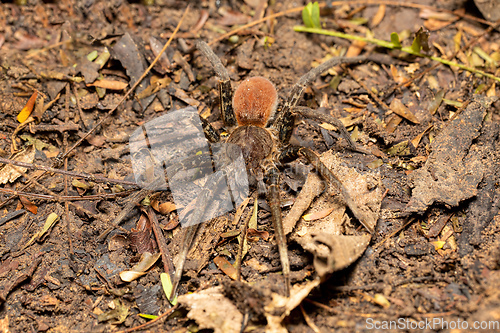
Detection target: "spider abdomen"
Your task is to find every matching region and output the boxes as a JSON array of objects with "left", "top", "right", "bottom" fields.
[
  {"left": 232, "top": 77, "right": 278, "bottom": 127},
  {"left": 227, "top": 125, "right": 273, "bottom": 170}
]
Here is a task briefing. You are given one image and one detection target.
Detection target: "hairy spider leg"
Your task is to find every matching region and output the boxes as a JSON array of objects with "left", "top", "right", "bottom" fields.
[
  {"left": 272, "top": 55, "right": 369, "bottom": 146},
  {"left": 264, "top": 162, "right": 291, "bottom": 296},
  {"left": 197, "top": 41, "right": 237, "bottom": 127}
]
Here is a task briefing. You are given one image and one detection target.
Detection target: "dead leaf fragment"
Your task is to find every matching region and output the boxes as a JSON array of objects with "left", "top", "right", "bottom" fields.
[
  {"left": 214, "top": 256, "right": 238, "bottom": 280},
  {"left": 302, "top": 207, "right": 334, "bottom": 221},
  {"left": 19, "top": 196, "right": 37, "bottom": 214},
  {"left": 97, "top": 299, "right": 129, "bottom": 324},
  {"left": 17, "top": 91, "right": 37, "bottom": 123},
  {"left": 87, "top": 79, "right": 128, "bottom": 90},
  {"left": 119, "top": 252, "right": 161, "bottom": 282},
  {"left": 390, "top": 98, "right": 420, "bottom": 124},
  {"left": 178, "top": 287, "right": 243, "bottom": 333},
  {"left": 371, "top": 4, "right": 386, "bottom": 27},
  {"left": 0, "top": 145, "right": 35, "bottom": 184}
]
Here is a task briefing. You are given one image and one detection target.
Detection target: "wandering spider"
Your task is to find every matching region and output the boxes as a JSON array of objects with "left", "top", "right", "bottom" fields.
[{"left": 170, "top": 41, "right": 377, "bottom": 298}]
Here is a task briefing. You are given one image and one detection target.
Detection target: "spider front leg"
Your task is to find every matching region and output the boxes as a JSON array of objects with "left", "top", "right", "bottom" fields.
[
  {"left": 264, "top": 163, "right": 291, "bottom": 296},
  {"left": 293, "top": 106, "right": 370, "bottom": 154},
  {"left": 197, "top": 41, "right": 237, "bottom": 128},
  {"left": 273, "top": 55, "right": 370, "bottom": 144}
]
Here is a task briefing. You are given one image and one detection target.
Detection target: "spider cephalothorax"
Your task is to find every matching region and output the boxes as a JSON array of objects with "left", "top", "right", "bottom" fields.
[{"left": 170, "top": 41, "right": 378, "bottom": 298}]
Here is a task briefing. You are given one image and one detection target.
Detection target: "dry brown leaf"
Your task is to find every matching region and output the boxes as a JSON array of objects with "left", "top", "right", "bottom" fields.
[
  {"left": 158, "top": 202, "right": 177, "bottom": 215},
  {"left": 371, "top": 4, "right": 386, "bottom": 27},
  {"left": 87, "top": 79, "right": 128, "bottom": 90},
  {"left": 389, "top": 98, "right": 420, "bottom": 124},
  {"left": 178, "top": 287, "right": 243, "bottom": 333},
  {"left": 424, "top": 18, "right": 454, "bottom": 31},
  {"left": 17, "top": 91, "right": 37, "bottom": 123},
  {"left": 19, "top": 196, "right": 37, "bottom": 214},
  {"left": 0, "top": 145, "right": 35, "bottom": 184},
  {"left": 411, "top": 124, "right": 433, "bottom": 149},
  {"left": 302, "top": 207, "right": 335, "bottom": 221},
  {"left": 213, "top": 256, "right": 238, "bottom": 280}
]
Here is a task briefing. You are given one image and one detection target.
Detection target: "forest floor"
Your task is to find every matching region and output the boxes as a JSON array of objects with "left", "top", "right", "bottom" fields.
[{"left": 0, "top": 0, "right": 500, "bottom": 332}]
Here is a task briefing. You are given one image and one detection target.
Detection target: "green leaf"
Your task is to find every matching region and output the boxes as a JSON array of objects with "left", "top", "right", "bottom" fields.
[
  {"left": 160, "top": 273, "right": 178, "bottom": 305},
  {"left": 86, "top": 50, "right": 98, "bottom": 62},
  {"left": 390, "top": 32, "right": 401, "bottom": 48},
  {"left": 311, "top": 2, "right": 321, "bottom": 29},
  {"left": 302, "top": 2, "right": 321, "bottom": 29},
  {"left": 138, "top": 313, "right": 158, "bottom": 320}
]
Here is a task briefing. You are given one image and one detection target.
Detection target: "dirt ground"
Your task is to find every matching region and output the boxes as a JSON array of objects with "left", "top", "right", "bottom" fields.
[{"left": 0, "top": 0, "right": 500, "bottom": 332}]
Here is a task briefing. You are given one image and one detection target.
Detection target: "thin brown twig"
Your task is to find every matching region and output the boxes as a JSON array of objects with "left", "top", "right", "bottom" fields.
[
  {"left": 373, "top": 216, "right": 415, "bottom": 249},
  {"left": 64, "top": 84, "right": 74, "bottom": 255},
  {"left": 299, "top": 304, "right": 322, "bottom": 333},
  {"left": 146, "top": 206, "right": 175, "bottom": 275},
  {"left": 347, "top": 68, "right": 391, "bottom": 113},
  {"left": 5, "top": 163, "right": 128, "bottom": 233},
  {"left": 0, "top": 156, "right": 138, "bottom": 187},
  {"left": 0, "top": 187, "right": 135, "bottom": 201}
]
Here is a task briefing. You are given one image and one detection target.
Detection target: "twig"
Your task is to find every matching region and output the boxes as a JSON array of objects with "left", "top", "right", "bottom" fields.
[
  {"left": 0, "top": 187, "right": 134, "bottom": 201},
  {"left": 0, "top": 156, "right": 138, "bottom": 187},
  {"left": 373, "top": 216, "right": 415, "bottom": 249},
  {"left": 300, "top": 304, "right": 321, "bottom": 333},
  {"left": 63, "top": 84, "right": 74, "bottom": 255},
  {"left": 146, "top": 206, "right": 175, "bottom": 275},
  {"left": 0, "top": 209, "right": 26, "bottom": 227}
]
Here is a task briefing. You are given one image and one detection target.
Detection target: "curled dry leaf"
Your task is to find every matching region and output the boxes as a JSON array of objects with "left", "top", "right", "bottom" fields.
[
  {"left": 119, "top": 252, "right": 161, "bottom": 282},
  {"left": 87, "top": 79, "right": 128, "bottom": 90},
  {"left": 0, "top": 145, "right": 35, "bottom": 184},
  {"left": 288, "top": 151, "right": 383, "bottom": 278},
  {"left": 17, "top": 91, "right": 38, "bottom": 123},
  {"left": 178, "top": 287, "right": 243, "bottom": 333},
  {"left": 19, "top": 196, "right": 37, "bottom": 214}
]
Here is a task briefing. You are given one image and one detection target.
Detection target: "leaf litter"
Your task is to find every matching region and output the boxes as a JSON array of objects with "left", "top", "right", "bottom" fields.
[{"left": 1, "top": 1, "right": 500, "bottom": 332}]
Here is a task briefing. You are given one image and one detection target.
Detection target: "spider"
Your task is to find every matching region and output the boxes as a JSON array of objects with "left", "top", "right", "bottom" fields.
[{"left": 170, "top": 41, "right": 377, "bottom": 298}]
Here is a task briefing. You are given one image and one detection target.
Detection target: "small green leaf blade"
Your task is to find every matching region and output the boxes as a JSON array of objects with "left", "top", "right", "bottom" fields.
[
  {"left": 160, "top": 273, "right": 178, "bottom": 305},
  {"left": 390, "top": 32, "right": 401, "bottom": 48},
  {"left": 302, "top": 2, "right": 314, "bottom": 28},
  {"left": 311, "top": 2, "right": 321, "bottom": 29}
]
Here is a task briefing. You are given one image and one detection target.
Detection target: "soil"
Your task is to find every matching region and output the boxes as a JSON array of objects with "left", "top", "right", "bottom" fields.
[{"left": 0, "top": 0, "right": 500, "bottom": 332}]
